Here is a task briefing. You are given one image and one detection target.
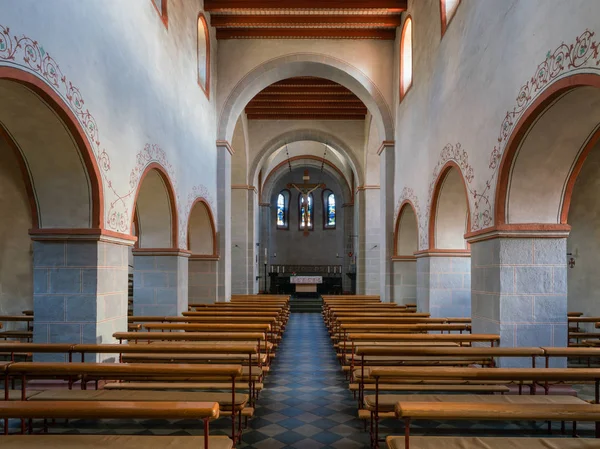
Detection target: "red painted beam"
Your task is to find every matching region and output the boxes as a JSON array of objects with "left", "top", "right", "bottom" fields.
[
  {"left": 205, "top": 1, "right": 407, "bottom": 12},
  {"left": 210, "top": 14, "right": 403, "bottom": 27},
  {"left": 217, "top": 28, "right": 396, "bottom": 39}
]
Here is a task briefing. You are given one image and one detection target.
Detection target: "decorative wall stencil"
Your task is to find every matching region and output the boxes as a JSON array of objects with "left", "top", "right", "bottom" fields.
[
  {"left": 394, "top": 186, "right": 422, "bottom": 233},
  {"left": 419, "top": 143, "right": 481, "bottom": 249},
  {"left": 180, "top": 184, "right": 216, "bottom": 250},
  {"left": 479, "top": 29, "right": 600, "bottom": 230},
  {"left": 0, "top": 25, "right": 217, "bottom": 240}
]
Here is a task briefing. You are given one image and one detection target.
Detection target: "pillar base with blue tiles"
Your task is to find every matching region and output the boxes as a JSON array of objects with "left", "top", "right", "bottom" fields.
[
  {"left": 470, "top": 235, "right": 568, "bottom": 367},
  {"left": 416, "top": 253, "right": 471, "bottom": 317},
  {"left": 133, "top": 249, "right": 190, "bottom": 316},
  {"left": 32, "top": 236, "right": 130, "bottom": 362}
]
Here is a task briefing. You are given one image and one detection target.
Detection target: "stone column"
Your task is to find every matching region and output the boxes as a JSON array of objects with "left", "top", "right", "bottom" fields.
[
  {"left": 132, "top": 249, "right": 190, "bottom": 316},
  {"left": 230, "top": 186, "right": 258, "bottom": 295},
  {"left": 217, "top": 142, "right": 233, "bottom": 301},
  {"left": 392, "top": 257, "right": 417, "bottom": 305},
  {"left": 379, "top": 142, "right": 395, "bottom": 302},
  {"left": 189, "top": 256, "right": 218, "bottom": 304},
  {"left": 259, "top": 202, "right": 271, "bottom": 293},
  {"left": 470, "top": 233, "right": 568, "bottom": 367},
  {"left": 363, "top": 187, "right": 381, "bottom": 296},
  {"left": 31, "top": 232, "right": 131, "bottom": 361},
  {"left": 342, "top": 202, "right": 354, "bottom": 293},
  {"left": 415, "top": 252, "right": 471, "bottom": 317}
]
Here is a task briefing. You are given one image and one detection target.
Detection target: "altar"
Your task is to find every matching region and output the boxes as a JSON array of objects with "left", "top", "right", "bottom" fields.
[{"left": 290, "top": 275, "right": 323, "bottom": 293}]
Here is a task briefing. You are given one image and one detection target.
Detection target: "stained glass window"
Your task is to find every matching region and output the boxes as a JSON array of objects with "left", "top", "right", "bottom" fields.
[
  {"left": 323, "top": 189, "right": 336, "bottom": 229},
  {"left": 276, "top": 190, "right": 289, "bottom": 229},
  {"left": 299, "top": 193, "right": 313, "bottom": 230},
  {"left": 400, "top": 17, "right": 413, "bottom": 100},
  {"left": 197, "top": 14, "right": 210, "bottom": 98}
]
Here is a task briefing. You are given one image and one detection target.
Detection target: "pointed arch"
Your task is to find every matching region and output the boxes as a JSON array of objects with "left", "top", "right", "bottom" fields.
[
  {"left": 131, "top": 163, "right": 178, "bottom": 248},
  {"left": 394, "top": 200, "right": 419, "bottom": 257},
  {"left": 429, "top": 161, "right": 471, "bottom": 250},
  {"left": 187, "top": 197, "right": 218, "bottom": 257}
]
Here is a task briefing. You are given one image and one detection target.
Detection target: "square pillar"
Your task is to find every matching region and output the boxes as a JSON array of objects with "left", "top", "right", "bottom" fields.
[
  {"left": 217, "top": 142, "right": 232, "bottom": 301},
  {"left": 231, "top": 186, "right": 256, "bottom": 295},
  {"left": 32, "top": 234, "right": 131, "bottom": 361},
  {"left": 189, "top": 256, "right": 219, "bottom": 304},
  {"left": 392, "top": 258, "right": 417, "bottom": 305},
  {"left": 470, "top": 235, "right": 568, "bottom": 367},
  {"left": 416, "top": 253, "right": 471, "bottom": 317},
  {"left": 133, "top": 249, "right": 190, "bottom": 316},
  {"left": 379, "top": 142, "right": 395, "bottom": 302}
]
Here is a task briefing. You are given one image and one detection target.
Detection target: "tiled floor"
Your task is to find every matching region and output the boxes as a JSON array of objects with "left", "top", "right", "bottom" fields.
[{"left": 23, "top": 312, "right": 599, "bottom": 447}]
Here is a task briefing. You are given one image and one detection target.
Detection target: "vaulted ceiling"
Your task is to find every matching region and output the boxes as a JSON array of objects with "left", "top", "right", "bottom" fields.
[
  {"left": 205, "top": 0, "right": 407, "bottom": 40},
  {"left": 245, "top": 77, "right": 368, "bottom": 120}
]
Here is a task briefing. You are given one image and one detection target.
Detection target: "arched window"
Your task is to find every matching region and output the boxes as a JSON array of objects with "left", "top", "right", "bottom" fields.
[
  {"left": 299, "top": 193, "right": 314, "bottom": 231},
  {"left": 440, "top": 0, "right": 461, "bottom": 36},
  {"left": 276, "top": 190, "right": 290, "bottom": 230},
  {"left": 323, "top": 189, "right": 336, "bottom": 229},
  {"left": 197, "top": 13, "right": 210, "bottom": 98},
  {"left": 151, "top": 0, "right": 168, "bottom": 28},
  {"left": 400, "top": 16, "right": 413, "bottom": 101}
]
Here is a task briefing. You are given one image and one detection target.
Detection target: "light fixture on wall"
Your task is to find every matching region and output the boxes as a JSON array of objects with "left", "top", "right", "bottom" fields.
[{"left": 567, "top": 248, "right": 579, "bottom": 269}]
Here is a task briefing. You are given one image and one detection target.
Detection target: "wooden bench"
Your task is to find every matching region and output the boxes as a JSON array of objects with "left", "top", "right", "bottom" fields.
[
  {"left": 6, "top": 362, "right": 246, "bottom": 444},
  {"left": 389, "top": 403, "right": 600, "bottom": 449},
  {"left": 0, "top": 401, "right": 230, "bottom": 448}
]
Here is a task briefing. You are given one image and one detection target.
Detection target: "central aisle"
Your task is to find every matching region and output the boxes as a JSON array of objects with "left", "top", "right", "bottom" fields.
[{"left": 240, "top": 313, "right": 369, "bottom": 448}]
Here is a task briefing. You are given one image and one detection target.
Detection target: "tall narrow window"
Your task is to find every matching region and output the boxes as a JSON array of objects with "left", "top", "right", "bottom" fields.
[
  {"left": 151, "top": 0, "right": 168, "bottom": 28},
  {"left": 440, "top": 0, "right": 461, "bottom": 36},
  {"left": 197, "top": 14, "right": 210, "bottom": 98},
  {"left": 276, "top": 190, "right": 290, "bottom": 230},
  {"left": 299, "top": 193, "right": 314, "bottom": 231},
  {"left": 400, "top": 16, "right": 413, "bottom": 101},
  {"left": 323, "top": 189, "right": 336, "bottom": 229}
]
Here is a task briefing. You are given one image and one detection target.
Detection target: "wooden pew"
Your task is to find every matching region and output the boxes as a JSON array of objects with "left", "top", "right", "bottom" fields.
[
  {"left": 0, "top": 316, "right": 34, "bottom": 342},
  {"left": 6, "top": 362, "right": 245, "bottom": 444},
  {"left": 0, "top": 401, "right": 230, "bottom": 449},
  {"left": 387, "top": 403, "right": 600, "bottom": 449}
]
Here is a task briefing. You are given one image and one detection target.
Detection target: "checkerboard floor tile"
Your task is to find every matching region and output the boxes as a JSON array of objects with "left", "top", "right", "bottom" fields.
[{"left": 8, "top": 312, "right": 599, "bottom": 448}]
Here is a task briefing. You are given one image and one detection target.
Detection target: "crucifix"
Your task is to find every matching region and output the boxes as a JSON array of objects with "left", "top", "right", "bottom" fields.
[{"left": 287, "top": 170, "right": 325, "bottom": 236}]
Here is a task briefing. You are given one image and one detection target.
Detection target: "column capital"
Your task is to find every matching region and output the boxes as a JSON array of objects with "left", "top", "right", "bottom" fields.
[
  {"left": 414, "top": 249, "right": 471, "bottom": 258},
  {"left": 377, "top": 140, "right": 395, "bottom": 156},
  {"left": 132, "top": 248, "right": 192, "bottom": 257},
  {"left": 465, "top": 223, "right": 571, "bottom": 244},
  {"left": 216, "top": 140, "right": 235, "bottom": 155},
  {"left": 29, "top": 228, "right": 137, "bottom": 246}
]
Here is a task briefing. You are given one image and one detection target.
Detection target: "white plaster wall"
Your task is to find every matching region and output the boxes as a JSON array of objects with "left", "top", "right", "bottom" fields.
[
  {"left": 1, "top": 0, "right": 219, "bottom": 244},
  {"left": 364, "top": 114, "right": 382, "bottom": 185},
  {"left": 567, "top": 139, "right": 600, "bottom": 317},
  {"left": 0, "top": 138, "right": 33, "bottom": 315},
  {"left": 393, "top": 0, "right": 600, "bottom": 246}
]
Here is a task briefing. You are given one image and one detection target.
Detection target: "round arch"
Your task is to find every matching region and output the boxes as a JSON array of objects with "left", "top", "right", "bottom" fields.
[
  {"left": 131, "top": 163, "right": 178, "bottom": 248},
  {"left": 187, "top": 198, "right": 218, "bottom": 257},
  {"left": 250, "top": 129, "right": 363, "bottom": 187},
  {"left": 495, "top": 74, "right": 600, "bottom": 227},
  {"left": 218, "top": 55, "right": 394, "bottom": 144},
  {"left": 262, "top": 155, "right": 352, "bottom": 204},
  {"left": 0, "top": 67, "right": 104, "bottom": 229},
  {"left": 394, "top": 200, "right": 419, "bottom": 256},
  {"left": 429, "top": 162, "right": 471, "bottom": 250}
]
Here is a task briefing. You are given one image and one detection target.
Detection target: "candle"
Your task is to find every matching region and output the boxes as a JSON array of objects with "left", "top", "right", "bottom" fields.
[
  {"left": 264, "top": 248, "right": 267, "bottom": 259},
  {"left": 328, "top": 266, "right": 330, "bottom": 274}
]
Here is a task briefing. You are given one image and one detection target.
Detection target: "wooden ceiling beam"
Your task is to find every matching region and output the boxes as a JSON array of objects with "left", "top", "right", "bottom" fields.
[
  {"left": 205, "top": 1, "right": 407, "bottom": 12},
  {"left": 260, "top": 86, "right": 354, "bottom": 94},
  {"left": 252, "top": 94, "right": 359, "bottom": 102},
  {"left": 247, "top": 114, "right": 366, "bottom": 120},
  {"left": 271, "top": 78, "right": 342, "bottom": 86},
  {"left": 244, "top": 107, "right": 367, "bottom": 114},
  {"left": 246, "top": 102, "right": 366, "bottom": 109},
  {"left": 210, "top": 14, "right": 403, "bottom": 27},
  {"left": 216, "top": 28, "right": 396, "bottom": 40}
]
